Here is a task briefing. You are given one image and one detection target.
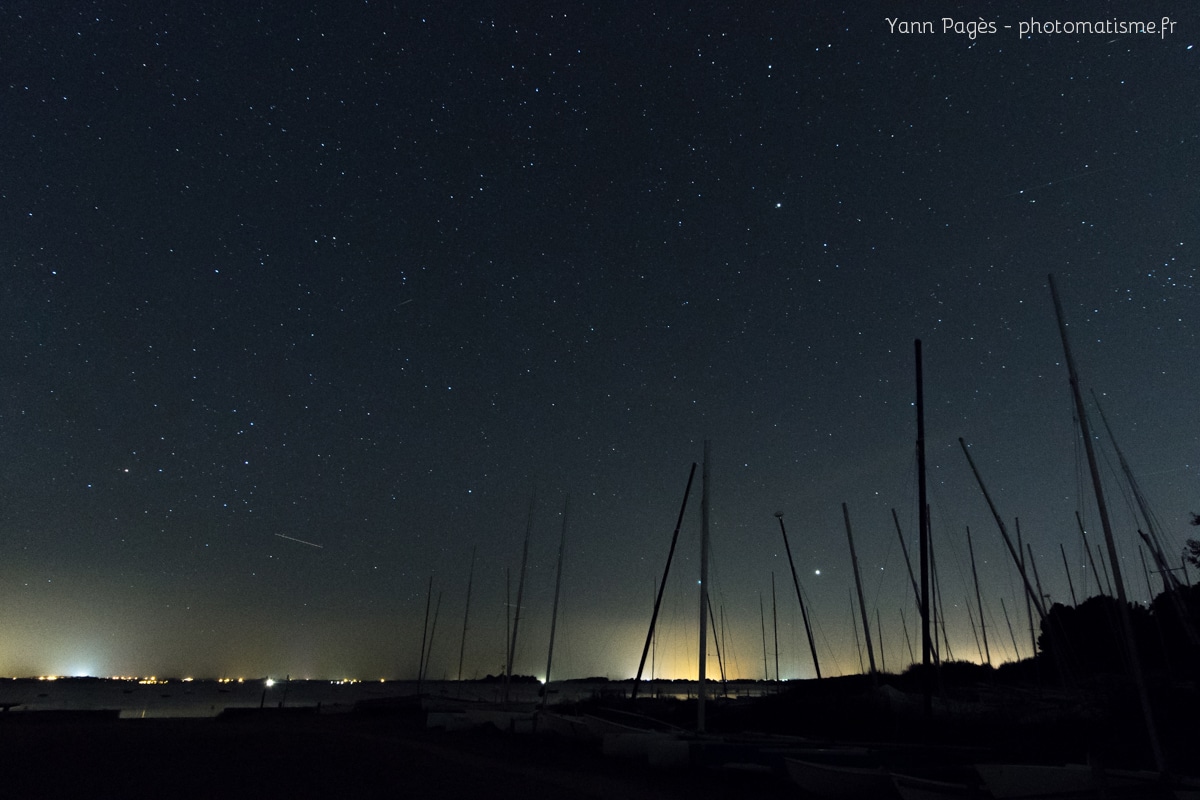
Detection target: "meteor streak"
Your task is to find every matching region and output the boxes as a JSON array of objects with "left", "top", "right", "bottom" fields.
[{"left": 274, "top": 533, "right": 324, "bottom": 549}]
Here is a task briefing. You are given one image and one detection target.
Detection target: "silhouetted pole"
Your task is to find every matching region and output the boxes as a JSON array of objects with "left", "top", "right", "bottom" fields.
[
  {"left": 1018, "top": 521, "right": 1036, "bottom": 659},
  {"left": 504, "top": 568, "right": 511, "bottom": 674},
  {"left": 1001, "top": 597, "right": 1021, "bottom": 661},
  {"left": 967, "top": 527, "right": 991, "bottom": 666},
  {"left": 632, "top": 463, "right": 697, "bottom": 700},
  {"left": 958, "top": 440, "right": 1048, "bottom": 622},
  {"left": 915, "top": 339, "right": 932, "bottom": 716},
  {"left": 967, "top": 601, "right": 984, "bottom": 665},
  {"left": 1096, "top": 542, "right": 1115, "bottom": 596},
  {"left": 900, "top": 607, "right": 916, "bottom": 664},
  {"left": 1027, "top": 541, "right": 1048, "bottom": 616},
  {"left": 877, "top": 608, "right": 886, "bottom": 674},
  {"left": 505, "top": 492, "right": 536, "bottom": 702},
  {"left": 892, "top": 509, "right": 921, "bottom": 614},
  {"left": 1078, "top": 513, "right": 1107, "bottom": 597},
  {"left": 1094, "top": 391, "right": 1181, "bottom": 593},
  {"left": 771, "top": 572, "right": 780, "bottom": 682},
  {"left": 1139, "top": 547, "right": 1154, "bottom": 604},
  {"left": 776, "top": 512, "right": 821, "bottom": 679},
  {"left": 697, "top": 441, "right": 711, "bottom": 734},
  {"left": 458, "top": 546, "right": 476, "bottom": 681},
  {"left": 1049, "top": 272, "right": 1164, "bottom": 773},
  {"left": 760, "top": 592, "right": 769, "bottom": 681},
  {"left": 930, "top": 527, "right": 953, "bottom": 662},
  {"left": 417, "top": 574, "right": 433, "bottom": 693},
  {"left": 712, "top": 599, "right": 727, "bottom": 689},
  {"left": 1060, "top": 543, "right": 1079, "bottom": 607},
  {"left": 843, "top": 502, "right": 876, "bottom": 676},
  {"left": 850, "top": 589, "right": 864, "bottom": 674},
  {"left": 423, "top": 590, "right": 443, "bottom": 683},
  {"left": 542, "top": 494, "right": 570, "bottom": 708}
]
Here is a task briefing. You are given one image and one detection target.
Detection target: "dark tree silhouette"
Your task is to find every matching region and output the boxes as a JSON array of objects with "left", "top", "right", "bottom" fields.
[
  {"left": 1187, "top": 513, "right": 1199, "bottom": 569},
  {"left": 1037, "top": 596, "right": 1157, "bottom": 678}
]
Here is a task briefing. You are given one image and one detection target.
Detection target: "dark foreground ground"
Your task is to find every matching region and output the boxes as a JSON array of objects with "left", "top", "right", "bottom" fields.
[{"left": 0, "top": 712, "right": 795, "bottom": 800}]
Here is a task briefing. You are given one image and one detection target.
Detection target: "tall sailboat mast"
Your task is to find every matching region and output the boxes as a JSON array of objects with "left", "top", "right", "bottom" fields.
[
  {"left": 915, "top": 339, "right": 932, "bottom": 716},
  {"left": 417, "top": 574, "right": 433, "bottom": 693},
  {"left": 632, "top": 463, "right": 697, "bottom": 700},
  {"left": 697, "top": 440, "right": 711, "bottom": 734},
  {"left": 504, "top": 492, "right": 536, "bottom": 702},
  {"left": 1048, "top": 273, "right": 1164, "bottom": 772},
  {"left": 775, "top": 513, "right": 821, "bottom": 679},
  {"left": 843, "top": 503, "right": 876, "bottom": 676},
  {"left": 771, "top": 571, "right": 780, "bottom": 682},
  {"left": 458, "top": 546, "right": 476, "bottom": 681},
  {"left": 759, "top": 592, "right": 769, "bottom": 681},
  {"left": 967, "top": 527, "right": 991, "bottom": 666},
  {"left": 542, "top": 494, "right": 570, "bottom": 707}
]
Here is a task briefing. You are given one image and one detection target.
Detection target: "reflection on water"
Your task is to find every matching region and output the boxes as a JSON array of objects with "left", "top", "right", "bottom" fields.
[{"left": 0, "top": 677, "right": 782, "bottom": 718}]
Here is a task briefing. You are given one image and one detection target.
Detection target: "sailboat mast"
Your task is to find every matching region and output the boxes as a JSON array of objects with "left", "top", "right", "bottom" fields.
[
  {"left": 542, "top": 494, "right": 570, "bottom": 706},
  {"left": 424, "top": 590, "right": 443, "bottom": 683},
  {"left": 843, "top": 503, "right": 876, "bottom": 675},
  {"left": 760, "top": 592, "right": 769, "bottom": 682},
  {"left": 1094, "top": 391, "right": 1181, "bottom": 592},
  {"left": 711, "top": 599, "right": 727, "bottom": 688},
  {"left": 1026, "top": 541, "right": 1048, "bottom": 614},
  {"left": 876, "top": 608, "right": 886, "bottom": 674},
  {"left": 1001, "top": 596, "right": 1021, "bottom": 661},
  {"left": 892, "top": 509, "right": 921, "bottom": 614},
  {"left": 915, "top": 339, "right": 932, "bottom": 715},
  {"left": 771, "top": 571, "right": 780, "bottom": 682},
  {"left": 958, "top": 440, "right": 1048, "bottom": 621},
  {"left": 1059, "top": 543, "right": 1079, "bottom": 607},
  {"left": 900, "top": 607, "right": 916, "bottom": 664},
  {"left": 697, "top": 440, "right": 711, "bottom": 734},
  {"left": 967, "top": 526, "right": 992, "bottom": 666},
  {"left": 1048, "top": 273, "right": 1164, "bottom": 772},
  {"left": 850, "top": 589, "right": 864, "bottom": 674},
  {"left": 505, "top": 492, "right": 536, "bottom": 701},
  {"left": 417, "top": 574, "right": 433, "bottom": 692},
  {"left": 1077, "top": 513, "right": 1107, "bottom": 597},
  {"left": 930, "top": 526, "right": 953, "bottom": 662},
  {"left": 1017, "top": 520, "right": 1036, "bottom": 659},
  {"left": 458, "top": 546, "right": 476, "bottom": 682},
  {"left": 776, "top": 513, "right": 822, "bottom": 679},
  {"left": 632, "top": 462, "right": 697, "bottom": 700},
  {"left": 504, "top": 568, "right": 511, "bottom": 675}
]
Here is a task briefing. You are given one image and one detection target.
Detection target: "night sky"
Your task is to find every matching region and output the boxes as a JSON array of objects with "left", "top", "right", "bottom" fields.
[{"left": 2, "top": 2, "right": 1196, "bottom": 682}]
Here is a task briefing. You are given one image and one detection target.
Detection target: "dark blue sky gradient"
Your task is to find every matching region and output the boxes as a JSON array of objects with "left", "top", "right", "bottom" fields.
[{"left": 1, "top": 2, "right": 1196, "bottom": 680}]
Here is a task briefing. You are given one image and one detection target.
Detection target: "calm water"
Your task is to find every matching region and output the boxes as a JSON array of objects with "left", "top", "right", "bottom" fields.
[{"left": 0, "top": 678, "right": 778, "bottom": 718}]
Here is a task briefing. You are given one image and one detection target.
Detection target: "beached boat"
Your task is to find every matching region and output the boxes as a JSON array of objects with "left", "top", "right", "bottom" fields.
[
  {"left": 534, "top": 710, "right": 593, "bottom": 740},
  {"left": 973, "top": 763, "right": 1186, "bottom": 799},
  {"left": 891, "top": 768, "right": 991, "bottom": 800},
  {"left": 784, "top": 754, "right": 897, "bottom": 799}
]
